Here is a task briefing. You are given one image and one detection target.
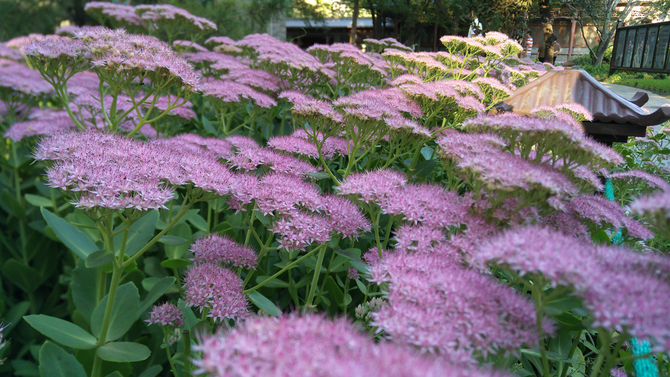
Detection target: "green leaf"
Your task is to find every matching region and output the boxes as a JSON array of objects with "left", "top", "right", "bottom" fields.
[
  {"left": 160, "top": 259, "right": 192, "bottom": 270},
  {"left": 2, "top": 188, "right": 25, "bottom": 218},
  {"left": 2, "top": 259, "right": 41, "bottom": 293},
  {"left": 24, "top": 315, "right": 97, "bottom": 350},
  {"left": 324, "top": 276, "right": 344, "bottom": 305},
  {"left": 355, "top": 279, "right": 367, "bottom": 294},
  {"left": 4, "top": 301, "right": 30, "bottom": 333},
  {"left": 187, "top": 213, "right": 208, "bottom": 232},
  {"left": 255, "top": 212, "right": 271, "bottom": 226},
  {"left": 255, "top": 276, "right": 289, "bottom": 288},
  {"left": 202, "top": 116, "right": 216, "bottom": 135},
  {"left": 521, "top": 348, "right": 579, "bottom": 364},
  {"left": 97, "top": 342, "right": 150, "bottom": 363},
  {"left": 170, "top": 222, "right": 192, "bottom": 260},
  {"left": 72, "top": 261, "right": 98, "bottom": 323},
  {"left": 413, "top": 160, "right": 437, "bottom": 178},
  {"left": 138, "top": 365, "right": 162, "bottom": 377},
  {"left": 11, "top": 359, "right": 39, "bottom": 376},
  {"left": 75, "top": 349, "right": 132, "bottom": 377},
  {"left": 247, "top": 291, "right": 279, "bottom": 316},
  {"left": 85, "top": 250, "right": 115, "bottom": 268},
  {"left": 105, "top": 372, "right": 124, "bottom": 377},
  {"left": 544, "top": 295, "right": 581, "bottom": 315},
  {"left": 91, "top": 283, "right": 140, "bottom": 342},
  {"left": 24, "top": 194, "right": 53, "bottom": 208},
  {"left": 551, "top": 312, "right": 587, "bottom": 331},
  {"left": 113, "top": 210, "right": 158, "bottom": 257},
  {"left": 592, "top": 229, "right": 611, "bottom": 245},
  {"left": 158, "top": 235, "right": 187, "bottom": 246},
  {"left": 306, "top": 172, "right": 331, "bottom": 179},
  {"left": 137, "top": 276, "right": 175, "bottom": 318},
  {"left": 349, "top": 261, "right": 370, "bottom": 274},
  {"left": 335, "top": 248, "right": 361, "bottom": 261},
  {"left": 177, "top": 299, "right": 199, "bottom": 331},
  {"left": 39, "top": 342, "right": 87, "bottom": 377},
  {"left": 420, "top": 146, "right": 434, "bottom": 160},
  {"left": 42, "top": 208, "right": 97, "bottom": 260},
  {"left": 8, "top": 145, "right": 31, "bottom": 168}
]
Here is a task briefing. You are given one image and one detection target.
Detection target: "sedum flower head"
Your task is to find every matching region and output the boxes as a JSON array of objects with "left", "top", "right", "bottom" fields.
[
  {"left": 475, "top": 226, "right": 670, "bottom": 349},
  {"left": 194, "top": 314, "right": 514, "bottom": 377},
  {"left": 191, "top": 234, "right": 257, "bottom": 269},
  {"left": 202, "top": 79, "right": 276, "bottom": 108},
  {"left": 370, "top": 251, "right": 551, "bottom": 363},
  {"left": 183, "top": 262, "right": 249, "bottom": 322},
  {"left": 34, "top": 129, "right": 251, "bottom": 210},
  {"left": 146, "top": 302, "right": 184, "bottom": 327}
]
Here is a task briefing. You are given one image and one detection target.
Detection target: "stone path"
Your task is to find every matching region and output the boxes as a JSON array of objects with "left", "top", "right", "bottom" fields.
[{"left": 601, "top": 82, "right": 670, "bottom": 113}]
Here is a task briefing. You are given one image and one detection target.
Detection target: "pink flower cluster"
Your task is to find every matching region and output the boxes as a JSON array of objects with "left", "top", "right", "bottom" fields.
[
  {"left": 220, "top": 68, "right": 280, "bottom": 92},
  {"left": 34, "top": 129, "right": 252, "bottom": 210},
  {"left": 4, "top": 109, "right": 76, "bottom": 141},
  {"left": 462, "top": 113, "right": 623, "bottom": 170},
  {"left": 236, "top": 33, "right": 324, "bottom": 74},
  {"left": 279, "top": 91, "right": 344, "bottom": 124},
  {"left": 194, "top": 314, "right": 513, "bottom": 377},
  {"left": 183, "top": 262, "right": 248, "bottom": 322},
  {"left": 437, "top": 130, "right": 578, "bottom": 199},
  {"left": 84, "top": 1, "right": 145, "bottom": 27},
  {"left": 0, "top": 43, "right": 24, "bottom": 61},
  {"left": 135, "top": 4, "right": 217, "bottom": 31},
  {"left": 369, "top": 251, "right": 551, "bottom": 363},
  {"left": 0, "top": 59, "right": 53, "bottom": 97},
  {"left": 475, "top": 226, "right": 670, "bottom": 349},
  {"left": 226, "top": 145, "right": 319, "bottom": 178},
  {"left": 333, "top": 88, "right": 429, "bottom": 137},
  {"left": 246, "top": 173, "right": 370, "bottom": 250},
  {"left": 267, "top": 129, "right": 350, "bottom": 159},
  {"left": 146, "top": 302, "right": 184, "bottom": 327},
  {"left": 191, "top": 234, "right": 257, "bottom": 269},
  {"left": 70, "top": 27, "right": 199, "bottom": 90},
  {"left": 607, "top": 170, "right": 670, "bottom": 191},
  {"left": 364, "top": 37, "right": 412, "bottom": 52},
  {"left": 567, "top": 194, "right": 653, "bottom": 239},
  {"left": 201, "top": 79, "right": 276, "bottom": 108},
  {"left": 631, "top": 190, "right": 670, "bottom": 219}
]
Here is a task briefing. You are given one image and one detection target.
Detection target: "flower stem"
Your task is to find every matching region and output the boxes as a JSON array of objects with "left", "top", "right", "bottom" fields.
[
  {"left": 164, "top": 328, "right": 179, "bottom": 377},
  {"left": 304, "top": 244, "right": 327, "bottom": 310},
  {"left": 182, "top": 329, "right": 192, "bottom": 376},
  {"left": 588, "top": 331, "right": 611, "bottom": 377},
  {"left": 243, "top": 246, "right": 320, "bottom": 295}
]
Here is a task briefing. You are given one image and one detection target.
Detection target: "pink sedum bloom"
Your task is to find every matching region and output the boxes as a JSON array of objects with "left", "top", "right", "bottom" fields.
[
  {"left": 183, "top": 262, "right": 248, "bottom": 322},
  {"left": 146, "top": 302, "right": 184, "bottom": 327},
  {"left": 475, "top": 226, "right": 670, "bottom": 349},
  {"left": 194, "top": 314, "right": 514, "bottom": 377},
  {"left": 191, "top": 234, "right": 257, "bottom": 269},
  {"left": 370, "top": 251, "right": 551, "bottom": 363}
]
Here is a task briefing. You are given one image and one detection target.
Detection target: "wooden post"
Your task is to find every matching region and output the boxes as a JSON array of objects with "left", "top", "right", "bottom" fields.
[{"left": 569, "top": 20, "right": 576, "bottom": 60}]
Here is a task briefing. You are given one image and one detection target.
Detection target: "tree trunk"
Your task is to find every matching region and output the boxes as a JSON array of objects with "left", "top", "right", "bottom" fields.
[
  {"left": 595, "top": 30, "right": 613, "bottom": 65},
  {"left": 349, "top": 0, "right": 360, "bottom": 44}
]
